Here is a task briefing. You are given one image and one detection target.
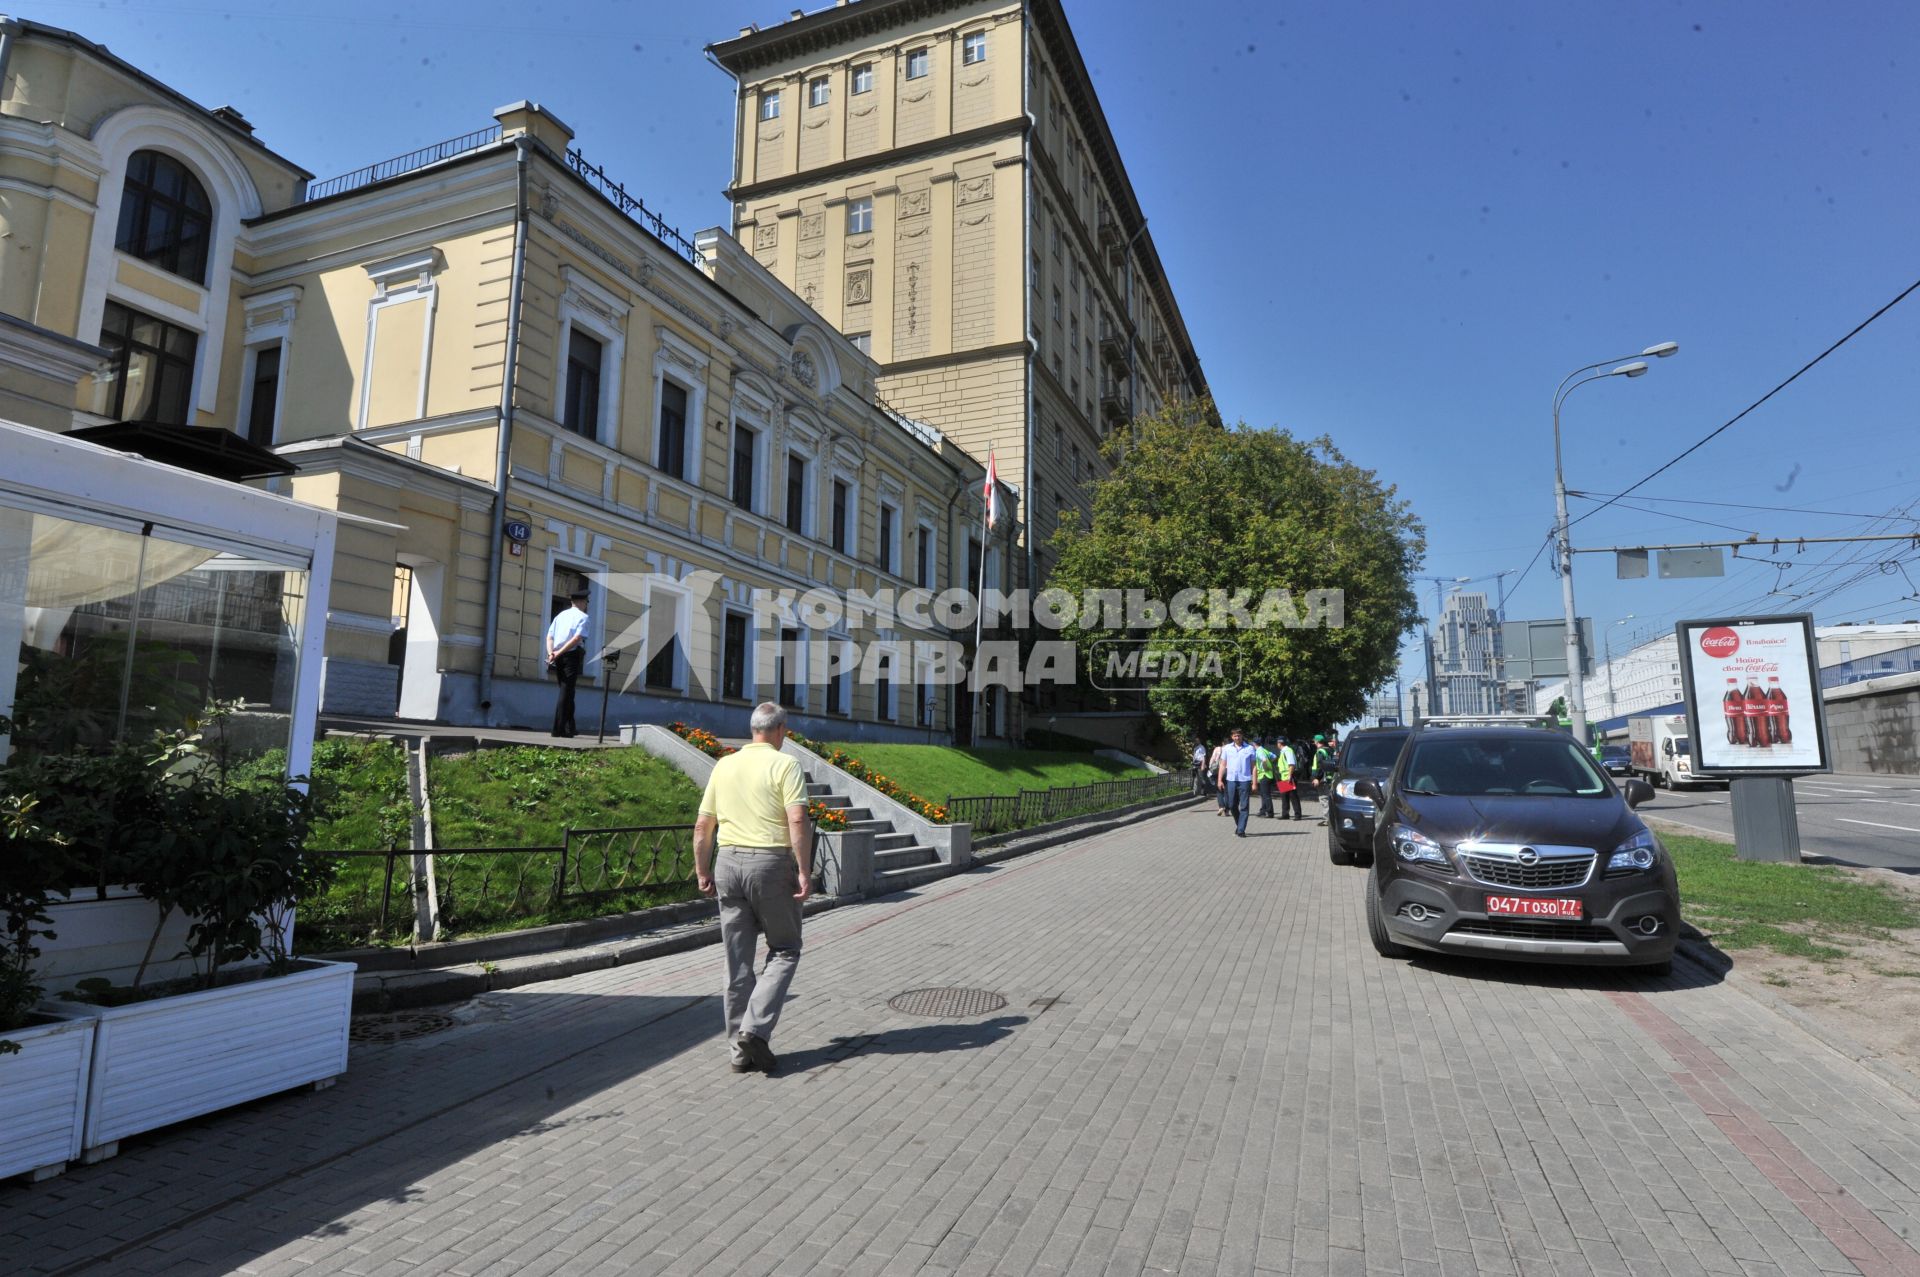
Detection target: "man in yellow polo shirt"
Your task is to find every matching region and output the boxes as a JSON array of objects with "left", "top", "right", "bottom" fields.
[{"left": 694, "top": 701, "right": 813, "bottom": 1074}]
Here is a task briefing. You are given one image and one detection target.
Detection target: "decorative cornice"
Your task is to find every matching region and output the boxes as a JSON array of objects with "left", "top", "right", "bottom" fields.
[{"left": 726, "top": 118, "right": 1026, "bottom": 205}]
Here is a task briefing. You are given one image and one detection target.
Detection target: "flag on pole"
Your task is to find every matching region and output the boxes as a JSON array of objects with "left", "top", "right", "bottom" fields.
[{"left": 982, "top": 449, "right": 999, "bottom": 531}]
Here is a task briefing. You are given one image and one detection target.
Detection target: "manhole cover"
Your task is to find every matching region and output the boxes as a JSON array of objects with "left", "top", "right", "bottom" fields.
[
  {"left": 350, "top": 1011, "right": 458, "bottom": 1043},
  {"left": 887, "top": 987, "right": 1007, "bottom": 1018}
]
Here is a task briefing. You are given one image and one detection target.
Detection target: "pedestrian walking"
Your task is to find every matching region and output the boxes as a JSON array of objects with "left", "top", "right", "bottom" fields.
[
  {"left": 1278, "top": 737, "right": 1304, "bottom": 820},
  {"left": 693, "top": 701, "right": 813, "bottom": 1075},
  {"left": 1311, "top": 733, "right": 1334, "bottom": 825},
  {"left": 1254, "top": 738, "right": 1277, "bottom": 818},
  {"left": 544, "top": 587, "right": 590, "bottom": 738},
  {"left": 1191, "top": 740, "right": 1209, "bottom": 796},
  {"left": 1208, "top": 739, "right": 1230, "bottom": 815},
  {"left": 1216, "top": 728, "right": 1259, "bottom": 837}
]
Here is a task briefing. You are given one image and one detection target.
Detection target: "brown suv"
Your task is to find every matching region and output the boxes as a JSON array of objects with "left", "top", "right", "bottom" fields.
[{"left": 1357, "top": 726, "right": 1675, "bottom": 974}]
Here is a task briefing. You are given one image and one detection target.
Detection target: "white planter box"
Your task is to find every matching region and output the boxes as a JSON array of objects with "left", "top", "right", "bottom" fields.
[
  {"left": 0, "top": 1012, "right": 95, "bottom": 1182},
  {"left": 46, "top": 957, "right": 355, "bottom": 1162}
]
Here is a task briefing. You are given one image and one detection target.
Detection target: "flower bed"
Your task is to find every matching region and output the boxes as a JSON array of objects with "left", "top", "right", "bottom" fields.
[
  {"left": 806, "top": 800, "right": 848, "bottom": 831},
  {"left": 789, "top": 733, "right": 950, "bottom": 823},
  {"left": 667, "top": 722, "right": 735, "bottom": 759}
]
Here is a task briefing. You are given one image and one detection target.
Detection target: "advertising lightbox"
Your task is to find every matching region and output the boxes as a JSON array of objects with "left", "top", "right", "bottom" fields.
[{"left": 1675, "top": 614, "right": 1831, "bottom": 775}]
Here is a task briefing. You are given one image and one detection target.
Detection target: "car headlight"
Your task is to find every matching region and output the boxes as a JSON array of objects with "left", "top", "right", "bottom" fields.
[
  {"left": 1607, "top": 829, "right": 1659, "bottom": 873},
  {"left": 1335, "top": 779, "right": 1365, "bottom": 799},
  {"left": 1388, "top": 823, "right": 1448, "bottom": 867}
]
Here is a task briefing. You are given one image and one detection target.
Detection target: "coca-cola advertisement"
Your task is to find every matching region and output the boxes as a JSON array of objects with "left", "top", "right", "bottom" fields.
[{"left": 1677, "top": 614, "right": 1830, "bottom": 774}]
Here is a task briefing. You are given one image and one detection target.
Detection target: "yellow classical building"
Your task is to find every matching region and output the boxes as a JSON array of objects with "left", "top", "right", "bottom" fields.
[
  {"left": 0, "top": 18, "right": 998, "bottom": 741},
  {"left": 708, "top": 0, "right": 1208, "bottom": 599}
]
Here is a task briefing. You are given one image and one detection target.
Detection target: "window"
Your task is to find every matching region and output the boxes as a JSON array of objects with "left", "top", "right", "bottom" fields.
[
  {"left": 644, "top": 633, "right": 678, "bottom": 690},
  {"left": 93, "top": 300, "right": 197, "bottom": 423},
  {"left": 905, "top": 47, "right": 929, "bottom": 79},
  {"left": 878, "top": 502, "right": 897, "bottom": 574},
  {"left": 643, "top": 586, "right": 683, "bottom": 691},
  {"left": 852, "top": 63, "right": 873, "bottom": 93},
  {"left": 562, "top": 329, "right": 603, "bottom": 438},
  {"left": 785, "top": 454, "right": 809, "bottom": 533},
  {"left": 1052, "top": 288, "right": 1063, "bottom": 325},
  {"left": 722, "top": 612, "right": 749, "bottom": 700},
  {"left": 876, "top": 666, "right": 892, "bottom": 721},
  {"left": 831, "top": 479, "right": 851, "bottom": 553},
  {"left": 967, "top": 535, "right": 982, "bottom": 591},
  {"left": 809, "top": 76, "right": 830, "bottom": 107},
  {"left": 917, "top": 677, "right": 935, "bottom": 728},
  {"left": 1053, "top": 423, "right": 1063, "bottom": 461},
  {"left": 731, "top": 422, "right": 758, "bottom": 510},
  {"left": 847, "top": 332, "right": 871, "bottom": 354},
  {"left": 656, "top": 380, "right": 689, "bottom": 478},
  {"left": 846, "top": 197, "right": 873, "bottom": 235},
  {"left": 760, "top": 90, "right": 781, "bottom": 120},
  {"left": 244, "top": 345, "right": 281, "bottom": 446},
  {"left": 916, "top": 525, "right": 934, "bottom": 588},
  {"left": 115, "top": 149, "right": 211, "bottom": 285},
  {"left": 777, "top": 627, "right": 800, "bottom": 706},
  {"left": 962, "top": 31, "right": 987, "bottom": 64},
  {"left": 1071, "top": 445, "right": 1081, "bottom": 481}
]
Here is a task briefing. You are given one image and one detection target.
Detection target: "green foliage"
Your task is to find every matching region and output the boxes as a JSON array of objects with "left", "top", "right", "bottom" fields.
[
  {"left": 429, "top": 745, "right": 702, "bottom": 848},
  {"left": 7, "top": 635, "right": 202, "bottom": 757},
  {"left": 239, "top": 738, "right": 411, "bottom": 851},
  {"left": 0, "top": 758, "right": 78, "bottom": 1046},
  {"left": 815, "top": 743, "right": 1151, "bottom": 803},
  {"left": 1047, "top": 397, "right": 1425, "bottom": 740}
]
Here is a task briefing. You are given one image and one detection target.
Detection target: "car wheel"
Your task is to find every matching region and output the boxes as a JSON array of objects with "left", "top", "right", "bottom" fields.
[
  {"left": 1365, "top": 861, "right": 1409, "bottom": 959},
  {"left": 1328, "top": 822, "right": 1353, "bottom": 866}
]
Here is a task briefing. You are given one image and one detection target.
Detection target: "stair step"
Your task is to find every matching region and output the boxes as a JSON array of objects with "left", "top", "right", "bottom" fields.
[
  {"left": 813, "top": 795, "right": 852, "bottom": 810},
  {"left": 875, "top": 845, "right": 939, "bottom": 871},
  {"left": 847, "top": 818, "right": 893, "bottom": 834},
  {"left": 840, "top": 806, "right": 872, "bottom": 822},
  {"left": 805, "top": 782, "right": 833, "bottom": 797},
  {"left": 872, "top": 832, "right": 917, "bottom": 851}
]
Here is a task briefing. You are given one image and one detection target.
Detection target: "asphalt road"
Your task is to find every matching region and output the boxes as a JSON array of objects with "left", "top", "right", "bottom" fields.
[{"left": 1637, "top": 769, "right": 1920, "bottom": 870}]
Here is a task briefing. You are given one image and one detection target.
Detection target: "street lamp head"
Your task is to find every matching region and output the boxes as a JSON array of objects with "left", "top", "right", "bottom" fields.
[
  {"left": 1642, "top": 342, "right": 1679, "bottom": 358},
  {"left": 1613, "top": 361, "right": 1650, "bottom": 378}
]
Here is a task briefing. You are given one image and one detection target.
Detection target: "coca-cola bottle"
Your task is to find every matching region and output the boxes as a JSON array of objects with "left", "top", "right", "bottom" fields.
[
  {"left": 1723, "top": 678, "right": 1747, "bottom": 745},
  {"left": 1745, "top": 678, "right": 1771, "bottom": 747},
  {"left": 1765, "top": 676, "right": 1792, "bottom": 745}
]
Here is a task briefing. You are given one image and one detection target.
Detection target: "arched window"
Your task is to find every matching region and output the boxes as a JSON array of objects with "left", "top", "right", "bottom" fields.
[{"left": 114, "top": 150, "right": 211, "bottom": 284}]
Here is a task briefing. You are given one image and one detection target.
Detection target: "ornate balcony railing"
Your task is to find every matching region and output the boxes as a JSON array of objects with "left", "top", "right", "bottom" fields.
[
  {"left": 304, "top": 126, "right": 504, "bottom": 202},
  {"left": 564, "top": 149, "right": 704, "bottom": 267}
]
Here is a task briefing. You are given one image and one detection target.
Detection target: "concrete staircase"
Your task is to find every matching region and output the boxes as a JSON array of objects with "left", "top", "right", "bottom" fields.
[{"left": 804, "top": 779, "right": 945, "bottom": 890}]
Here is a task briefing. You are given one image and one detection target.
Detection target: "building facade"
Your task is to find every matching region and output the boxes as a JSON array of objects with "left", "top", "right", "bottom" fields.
[
  {"left": 708, "top": 0, "right": 1207, "bottom": 597},
  {"left": 0, "top": 19, "right": 995, "bottom": 740}
]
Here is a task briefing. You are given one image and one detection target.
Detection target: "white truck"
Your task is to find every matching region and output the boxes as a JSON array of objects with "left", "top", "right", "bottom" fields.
[{"left": 1628, "top": 713, "right": 1706, "bottom": 789}]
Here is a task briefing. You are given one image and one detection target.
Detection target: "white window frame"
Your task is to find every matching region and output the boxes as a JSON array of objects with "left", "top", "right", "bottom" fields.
[
  {"left": 809, "top": 76, "right": 830, "bottom": 107},
  {"left": 877, "top": 497, "right": 901, "bottom": 576},
  {"left": 962, "top": 31, "right": 987, "bottom": 64},
  {"left": 829, "top": 469, "right": 861, "bottom": 557},
  {"left": 761, "top": 90, "right": 781, "bottom": 120},
  {"left": 640, "top": 575, "right": 693, "bottom": 694},
  {"left": 905, "top": 48, "right": 930, "bottom": 79},
  {"left": 356, "top": 250, "right": 441, "bottom": 430},
  {"left": 846, "top": 197, "right": 873, "bottom": 235},
  {"left": 866, "top": 641, "right": 902, "bottom": 722},
  {"left": 720, "top": 606, "right": 757, "bottom": 702},
  {"left": 554, "top": 266, "right": 629, "bottom": 448},
  {"left": 650, "top": 326, "right": 709, "bottom": 486},
  {"left": 728, "top": 408, "right": 771, "bottom": 514},
  {"left": 238, "top": 285, "right": 299, "bottom": 447},
  {"left": 915, "top": 654, "right": 937, "bottom": 728},
  {"left": 852, "top": 63, "right": 874, "bottom": 94},
  {"left": 783, "top": 449, "right": 816, "bottom": 536},
  {"left": 914, "top": 519, "right": 938, "bottom": 590},
  {"left": 770, "top": 625, "right": 810, "bottom": 711}
]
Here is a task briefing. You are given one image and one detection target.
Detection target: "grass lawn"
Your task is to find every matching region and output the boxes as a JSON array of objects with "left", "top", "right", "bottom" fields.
[
  {"left": 1664, "top": 831, "right": 1920, "bottom": 960},
  {"left": 429, "top": 744, "right": 702, "bottom": 846},
  {"left": 818, "top": 743, "right": 1154, "bottom": 803}
]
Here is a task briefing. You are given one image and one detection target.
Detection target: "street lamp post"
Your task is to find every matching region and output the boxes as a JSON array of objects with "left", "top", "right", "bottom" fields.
[
  {"left": 1603, "top": 615, "right": 1635, "bottom": 721},
  {"left": 1552, "top": 342, "right": 1678, "bottom": 745}
]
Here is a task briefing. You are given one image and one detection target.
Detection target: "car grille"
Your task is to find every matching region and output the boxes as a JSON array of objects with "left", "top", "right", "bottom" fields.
[
  {"left": 1452, "top": 918, "right": 1615, "bottom": 944},
  {"left": 1459, "top": 845, "right": 1596, "bottom": 890}
]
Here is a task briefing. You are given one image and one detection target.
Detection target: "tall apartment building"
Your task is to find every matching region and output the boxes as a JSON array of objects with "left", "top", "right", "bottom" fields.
[
  {"left": 1434, "top": 590, "right": 1499, "bottom": 714},
  {"left": 0, "top": 18, "right": 994, "bottom": 740},
  {"left": 708, "top": 0, "right": 1207, "bottom": 593}
]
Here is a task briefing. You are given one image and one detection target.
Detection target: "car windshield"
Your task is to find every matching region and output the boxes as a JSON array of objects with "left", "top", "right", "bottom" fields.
[
  {"left": 1344, "top": 735, "right": 1407, "bottom": 768},
  {"left": 1403, "top": 736, "right": 1610, "bottom": 797}
]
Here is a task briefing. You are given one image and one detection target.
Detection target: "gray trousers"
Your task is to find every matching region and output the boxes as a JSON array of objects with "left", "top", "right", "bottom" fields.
[{"left": 716, "top": 847, "right": 803, "bottom": 1043}]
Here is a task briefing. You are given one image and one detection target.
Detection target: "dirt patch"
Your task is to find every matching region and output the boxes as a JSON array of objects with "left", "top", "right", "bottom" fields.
[{"left": 1701, "top": 863, "right": 1920, "bottom": 1081}]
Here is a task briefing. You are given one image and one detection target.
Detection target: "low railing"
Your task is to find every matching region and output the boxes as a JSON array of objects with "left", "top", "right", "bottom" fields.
[
  {"left": 300, "top": 824, "right": 696, "bottom": 950},
  {"left": 305, "top": 126, "right": 505, "bottom": 202},
  {"left": 945, "top": 773, "right": 1189, "bottom": 837},
  {"left": 564, "top": 149, "right": 704, "bottom": 266}
]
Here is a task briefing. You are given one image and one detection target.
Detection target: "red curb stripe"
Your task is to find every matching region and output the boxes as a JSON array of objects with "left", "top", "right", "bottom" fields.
[{"left": 1607, "top": 990, "right": 1920, "bottom": 1276}]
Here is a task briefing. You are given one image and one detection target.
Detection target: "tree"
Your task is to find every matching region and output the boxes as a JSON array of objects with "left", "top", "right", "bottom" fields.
[{"left": 1047, "top": 398, "right": 1424, "bottom": 740}]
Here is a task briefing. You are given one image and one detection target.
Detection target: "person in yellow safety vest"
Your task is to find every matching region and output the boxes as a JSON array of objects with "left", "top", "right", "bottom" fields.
[
  {"left": 1277, "top": 738, "right": 1304, "bottom": 821},
  {"left": 1254, "top": 739, "right": 1277, "bottom": 818}
]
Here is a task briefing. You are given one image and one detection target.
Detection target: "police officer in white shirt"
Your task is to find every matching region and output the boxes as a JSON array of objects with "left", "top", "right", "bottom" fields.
[{"left": 545, "top": 588, "right": 590, "bottom": 738}]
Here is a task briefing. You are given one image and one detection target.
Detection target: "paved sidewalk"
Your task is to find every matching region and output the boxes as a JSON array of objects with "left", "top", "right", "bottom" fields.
[{"left": 9, "top": 808, "right": 1920, "bottom": 1275}]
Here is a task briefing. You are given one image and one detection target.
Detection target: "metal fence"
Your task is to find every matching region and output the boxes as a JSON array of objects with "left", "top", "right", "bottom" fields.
[
  {"left": 301, "top": 824, "right": 696, "bottom": 949},
  {"left": 945, "top": 773, "right": 1189, "bottom": 837},
  {"left": 564, "top": 149, "right": 705, "bottom": 266},
  {"left": 305, "top": 126, "right": 504, "bottom": 202}
]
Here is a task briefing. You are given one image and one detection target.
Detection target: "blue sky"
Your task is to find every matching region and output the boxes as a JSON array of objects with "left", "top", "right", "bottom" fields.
[{"left": 35, "top": 0, "right": 1920, "bottom": 687}]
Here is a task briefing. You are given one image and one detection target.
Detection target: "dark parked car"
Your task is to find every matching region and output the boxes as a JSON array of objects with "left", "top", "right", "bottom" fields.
[
  {"left": 1599, "top": 744, "right": 1632, "bottom": 777},
  {"left": 1358, "top": 726, "right": 1675, "bottom": 973},
  {"left": 1328, "top": 726, "right": 1411, "bottom": 865}
]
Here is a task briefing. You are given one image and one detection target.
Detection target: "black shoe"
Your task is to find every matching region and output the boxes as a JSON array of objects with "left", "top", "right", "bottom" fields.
[{"left": 738, "top": 1032, "right": 778, "bottom": 1073}]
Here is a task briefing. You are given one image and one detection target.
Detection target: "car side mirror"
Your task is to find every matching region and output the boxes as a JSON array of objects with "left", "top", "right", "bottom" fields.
[
  {"left": 1624, "top": 778, "right": 1655, "bottom": 808},
  {"left": 1355, "top": 778, "right": 1383, "bottom": 804}
]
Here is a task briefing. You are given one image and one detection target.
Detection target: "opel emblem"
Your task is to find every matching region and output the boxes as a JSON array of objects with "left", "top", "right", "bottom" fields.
[{"left": 1517, "top": 847, "right": 1540, "bottom": 866}]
